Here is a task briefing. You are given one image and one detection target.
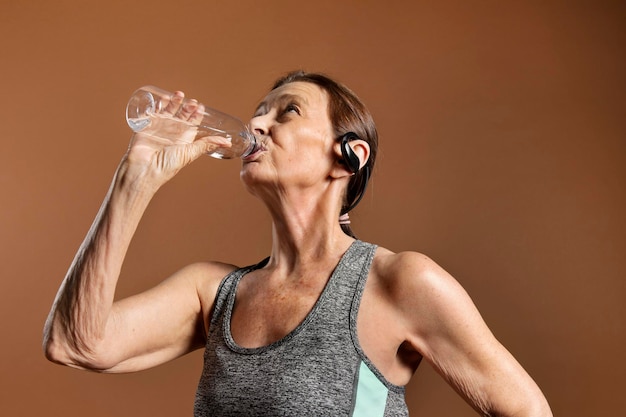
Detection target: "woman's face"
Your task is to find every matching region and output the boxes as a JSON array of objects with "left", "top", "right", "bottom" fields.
[{"left": 241, "top": 81, "right": 338, "bottom": 195}]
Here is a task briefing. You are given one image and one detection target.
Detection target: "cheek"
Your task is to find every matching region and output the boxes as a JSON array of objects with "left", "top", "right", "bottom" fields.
[{"left": 292, "top": 129, "right": 335, "bottom": 164}]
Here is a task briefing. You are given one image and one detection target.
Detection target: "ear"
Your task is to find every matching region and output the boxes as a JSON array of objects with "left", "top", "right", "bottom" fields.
[
  {"left": 331, "top": 137, "right": 370, "bottom": 179},
  {"left": 348, "top": 139, "right": 370, "bottom": 170}
]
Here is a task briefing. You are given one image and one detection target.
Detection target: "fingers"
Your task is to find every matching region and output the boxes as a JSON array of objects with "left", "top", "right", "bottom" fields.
[
  {"left": 188, "top": 103, "right": 205, "bottom": 126},
  {"left": 177, "top": 99, "right": 199, "bottom": 122},
  {"left": 162, "top": 91, "right": 184, "bottom": 116},
  {"left": 161, "top": 91, "right": 204, "bottom": 124}
]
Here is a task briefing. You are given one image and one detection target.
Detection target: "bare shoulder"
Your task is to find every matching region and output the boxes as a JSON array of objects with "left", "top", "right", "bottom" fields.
[
  {"left": 370, "top": 247, "right": 472, "bottom": 325},
  {"left": 371, "top": 247, "right": 459, "bottom": 295},
  {"left": 175, "top": 260, "right": 238, "bottom": 282},
  {"left": 372, "top": 247, "right": 438, "bottom": 275},
  {"left": 172, "top": 260, "right": 238, "bottom": 302},
  {"left": 371, "top": 246, "right": 493, "bottom": 363},
  {"left": 161, "top": 260, "right": 239, "bottom": 336}
]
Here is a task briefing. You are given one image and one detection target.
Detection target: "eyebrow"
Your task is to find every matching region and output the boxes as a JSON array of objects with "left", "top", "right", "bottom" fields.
[{"left": 254, "top": 93, "right": 308, "bottom": 115}]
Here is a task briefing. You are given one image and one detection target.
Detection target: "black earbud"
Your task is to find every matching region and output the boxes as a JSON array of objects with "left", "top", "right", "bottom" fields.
[
  {"left": 338, "top": 132, "right": 371, "bottom": 215},
  {"left": 340, "top": 132, "right": 361, "bottom": 173}
]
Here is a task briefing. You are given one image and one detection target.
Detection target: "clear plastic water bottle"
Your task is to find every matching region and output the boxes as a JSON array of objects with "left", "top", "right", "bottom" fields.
[{"left": 126, "top": 85, "right": 260, "bottom": 159}]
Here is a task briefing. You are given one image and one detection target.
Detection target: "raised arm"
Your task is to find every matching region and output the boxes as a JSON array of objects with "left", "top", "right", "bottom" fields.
[
  {"left": 389, "top": 252, "right": 552, "bottom": 416},
  {"left": 43, "top": 92, "right": 235, "bottom": 373}
]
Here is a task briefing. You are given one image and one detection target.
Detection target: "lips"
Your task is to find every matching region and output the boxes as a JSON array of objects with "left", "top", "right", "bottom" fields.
[{"left": 242, "top": 144, "right": 267, "bottom": 161}]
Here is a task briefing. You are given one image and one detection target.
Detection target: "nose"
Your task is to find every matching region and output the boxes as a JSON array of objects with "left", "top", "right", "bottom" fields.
[{"left": 249, "top": 112, "right": 271, "bottom": 137}]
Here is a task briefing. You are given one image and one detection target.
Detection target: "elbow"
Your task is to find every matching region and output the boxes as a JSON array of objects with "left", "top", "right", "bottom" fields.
[
  {"left": 43, "top": 336, "right": 71, "bottom": 366},
  {"left": 43, "top": 309, "right": 119, "bottom": 371},
  {"left": 42, "top": 320, "right": 68, "bottom": 365},
  {"left": 516, "top": 388, "right": 553, "bottom": 417},
  {"left": 526, "top": 399, "right": 553, "bottom": 417},
  {"left": 42, "top": 329, "right": 115, "bottom": 372},
  {"left": 490, "top": 397, "right": 553, "bottom": 417},
  {"left": 42, "top": 330, "right": 75, "bottom": 367}
]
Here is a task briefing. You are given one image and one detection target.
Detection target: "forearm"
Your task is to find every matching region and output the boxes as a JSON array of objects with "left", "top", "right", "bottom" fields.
[
  {"left": 44, "top": 96, "right": 226, "bottom": 369},
  {"left": 43, "top": 158, "right": 158, "bottom": 368}
]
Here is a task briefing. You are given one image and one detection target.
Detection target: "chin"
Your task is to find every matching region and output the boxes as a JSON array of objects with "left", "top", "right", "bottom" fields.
[
  {"left": 240, "top": 165, "right": 277, "bottom": 202},
  {"left": 240, "top": 165, "right": 262, "bottom": 193}
]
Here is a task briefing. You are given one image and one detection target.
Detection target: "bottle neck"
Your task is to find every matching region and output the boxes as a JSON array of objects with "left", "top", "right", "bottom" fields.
[{"left": 240, "top": 131, "right": 260, "bottom": 158}]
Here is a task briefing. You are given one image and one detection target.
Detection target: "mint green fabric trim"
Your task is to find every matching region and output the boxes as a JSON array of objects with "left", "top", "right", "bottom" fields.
[{"left": 352, "top": 361, "right": 389, "bottom": 416}]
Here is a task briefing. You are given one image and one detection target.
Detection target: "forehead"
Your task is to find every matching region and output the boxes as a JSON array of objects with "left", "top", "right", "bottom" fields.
[{"left": 257, "top": 81, "right": 329, "bottom": 112}]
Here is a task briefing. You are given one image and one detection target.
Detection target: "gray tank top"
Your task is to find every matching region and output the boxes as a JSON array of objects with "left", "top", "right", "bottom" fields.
[{"left": 194, "top": 240, "right": 408, "bottom": 416}]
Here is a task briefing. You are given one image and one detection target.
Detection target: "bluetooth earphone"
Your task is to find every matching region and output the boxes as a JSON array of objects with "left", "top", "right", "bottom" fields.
[
  {"left": 340, "top": 132, "right": 363, "bottom": 173},
  {"left": 339, "top": 132, "right": 371, "bottom": 214}
]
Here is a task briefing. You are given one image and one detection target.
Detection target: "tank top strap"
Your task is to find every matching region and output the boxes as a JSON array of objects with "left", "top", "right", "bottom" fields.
[
  {"left": 208, "top": 257, "right": 269, "bottom": 331},
  {"left": 327, "top": 240, "right": 378, "bottom": 311}
]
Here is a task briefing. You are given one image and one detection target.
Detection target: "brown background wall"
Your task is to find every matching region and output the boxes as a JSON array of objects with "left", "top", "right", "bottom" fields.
[{"left": 1, "top": 0, "right": 624, "bottom": 415}]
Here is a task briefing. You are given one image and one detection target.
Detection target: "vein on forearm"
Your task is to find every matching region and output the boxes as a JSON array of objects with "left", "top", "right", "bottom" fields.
[{"left": 50, "top": 169, "right": 154, "bottom": 357}]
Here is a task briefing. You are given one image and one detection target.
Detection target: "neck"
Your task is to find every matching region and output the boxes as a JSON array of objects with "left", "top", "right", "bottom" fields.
[{"left": 262, "top": 189, "right": 354, "bottom": 275}]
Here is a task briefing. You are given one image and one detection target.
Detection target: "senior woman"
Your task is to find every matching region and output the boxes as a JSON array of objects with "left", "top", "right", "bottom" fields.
[{"left": 44, "top": 71, "right": 552, "bottom": 416}]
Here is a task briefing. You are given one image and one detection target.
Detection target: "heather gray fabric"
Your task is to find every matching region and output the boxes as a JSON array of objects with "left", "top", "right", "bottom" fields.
[{"left": 194, "top": 240, "right": 408, "bottom": 416}]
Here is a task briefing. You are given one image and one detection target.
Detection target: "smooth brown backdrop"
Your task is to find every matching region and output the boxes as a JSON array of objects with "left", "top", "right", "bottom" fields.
[{"left": 1, "top": 1, "right": 624, "bottom": 415}]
